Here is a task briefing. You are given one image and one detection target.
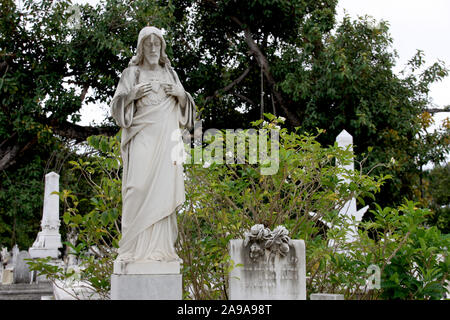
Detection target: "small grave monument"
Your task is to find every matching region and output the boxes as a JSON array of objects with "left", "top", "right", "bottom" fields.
[
  {"left": 1, "top": 247, "right": 13, "bottom": 285},
  {"left": 13, "top": 251, "right": 32, "bottom": 284},
  {"left": 229, "top": 225, "right": 306, "bottom": 300},
  {"left": 335, "top": 130, "right": 369, "bottom": 243},
  {"left": 29, "top": 172, "right": 62, "bottom": 259}
]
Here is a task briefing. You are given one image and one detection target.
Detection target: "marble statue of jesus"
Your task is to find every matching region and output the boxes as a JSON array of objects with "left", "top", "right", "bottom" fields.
[{"left": 110, "top": 26, "right": 195, "bottom": 263}]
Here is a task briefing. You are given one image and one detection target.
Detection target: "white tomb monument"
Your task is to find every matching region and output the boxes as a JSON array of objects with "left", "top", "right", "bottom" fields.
[
  {"left": 335, "top": 130, "right": 369, "bottom": 243},
  {"left": 29, "top": 172, "right": 62, "bottom": 259},
  {"left": 308, "top": 130, "right": 369, "bottom": 245},
  {"left": 229, "top": 225, "right": 306, "bottom": 300}
]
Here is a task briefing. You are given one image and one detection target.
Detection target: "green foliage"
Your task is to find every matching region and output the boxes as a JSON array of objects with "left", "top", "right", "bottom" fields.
[
  {"left": 0, "top": 156, "right": 44, "bottom": 248},
  {"left": 178, "top": 116, "right": 389, "bottom": 299},
  {"left": 0, "top": 136, "right": 90, "bottom": 249},
  {"left": 168, "top": 1, "right": 449, "bottom": 209},
  {"left": 308, "top": 200, "right": 448, "bottom": 300},
  {"left": 423, "top": 163, "right": 450, "bottom": 233},
  {"left": 1, "top": 0, "right": 174, "bottom": 130},
  {"left": 370, "top": 202, "right": 449, "bottom": 300}
]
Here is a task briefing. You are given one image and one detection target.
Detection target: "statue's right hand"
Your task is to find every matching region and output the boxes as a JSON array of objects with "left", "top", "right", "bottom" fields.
[{"left": 129, "top": 82, "right": 153, "bottom": 100}]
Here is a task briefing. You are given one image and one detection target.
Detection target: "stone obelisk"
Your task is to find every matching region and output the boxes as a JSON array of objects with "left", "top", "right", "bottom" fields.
[{"left": 29, "top": 172, "right": 62, "bottom": 259}]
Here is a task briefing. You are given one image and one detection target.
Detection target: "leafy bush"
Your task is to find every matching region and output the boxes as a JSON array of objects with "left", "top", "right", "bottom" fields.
[{"left": 178, "top": 116, "right": 389, "bottom": 299}]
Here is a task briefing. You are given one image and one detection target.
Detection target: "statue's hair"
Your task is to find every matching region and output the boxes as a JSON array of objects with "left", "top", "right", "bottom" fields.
[{"left": 128, "top": 29, "right": 171, "bottom": 67}]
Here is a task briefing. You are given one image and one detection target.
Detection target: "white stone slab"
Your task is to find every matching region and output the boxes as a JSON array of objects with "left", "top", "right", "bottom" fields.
[
  {"left": 1, "top": 268, "right": 13, "bottom": 285},
  {"left": 113, "top": 260, "right": 180, "bottom": 275},
  {"left": 310, "top": 293, "right": 344, "bottom": 300},
  {"left": 228, "top": 239, "right": 306, "bottom": 300},
  {"left": 13, "top": 251, "right": 32, "bottom": 283},
  {"left": 28, "top": 248, "right": 61, "bottom": 259},
  {"left": 111, "top": 274, "right": 182, "bottom": 300}
]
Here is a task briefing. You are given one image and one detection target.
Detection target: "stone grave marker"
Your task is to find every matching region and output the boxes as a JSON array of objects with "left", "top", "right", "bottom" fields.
[
  {"left": 13, "top": 251, "right": 32, "bottom": 284},
  {"left": 29, "top": 172, "right": 62, "bottom": 259},
  {"left": 229, "top": 225, "right": 306, "bottom": 300}
]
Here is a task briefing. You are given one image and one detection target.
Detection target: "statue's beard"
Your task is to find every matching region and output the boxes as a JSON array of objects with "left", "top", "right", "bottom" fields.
[{"left": 144, "top": 55, "right": 159, "bottom": 66}]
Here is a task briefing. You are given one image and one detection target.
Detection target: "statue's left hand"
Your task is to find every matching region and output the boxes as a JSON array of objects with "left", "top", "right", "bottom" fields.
[{"left": 163, "top": 84, "right": 185, "bottom": 98}]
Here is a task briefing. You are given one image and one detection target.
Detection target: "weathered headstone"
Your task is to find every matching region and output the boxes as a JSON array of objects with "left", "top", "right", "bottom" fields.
[
  {"left": 1, "top": 268, "right": 13, "bottom": 285},
  {"left": 228, "top": 225, "right": 306, "bottom": 300},
  {"left": 13, "top": 251, "right": 32, "bottom": 284},
  {"left": 29, "top": 172, "right": 62, "bottom": 259},
  {"left": 0, "top": 247, "right": 10, "bottom": 267},
  {"left": 1, "top": 247, "right": 13, "bottom": 285}
]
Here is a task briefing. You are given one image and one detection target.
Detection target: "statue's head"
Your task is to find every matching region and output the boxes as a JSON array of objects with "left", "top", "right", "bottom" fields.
[{"left": 129, "top": 26, "right": 170, "bottom": 67}]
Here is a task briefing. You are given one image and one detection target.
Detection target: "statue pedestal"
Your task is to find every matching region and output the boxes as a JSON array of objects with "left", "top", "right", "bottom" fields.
[{"left": 111, "top": 260, "right": 182, "bottom": 300}]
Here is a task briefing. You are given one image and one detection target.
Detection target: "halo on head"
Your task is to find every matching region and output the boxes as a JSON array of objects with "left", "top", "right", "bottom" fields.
[{"left": 129, "top": 26, "right": 171, "bottom": 67}]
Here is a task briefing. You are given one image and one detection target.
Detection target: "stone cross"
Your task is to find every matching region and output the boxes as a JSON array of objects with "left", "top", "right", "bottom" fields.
[
  {"left": 29, "top": 172, "right": 62, "bottom": 259},
  {"left": 335, "top": 130, "right": 368, "bottom": 243}
]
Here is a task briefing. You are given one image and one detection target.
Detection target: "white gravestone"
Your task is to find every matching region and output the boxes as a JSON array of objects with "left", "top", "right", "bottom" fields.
[
  {"left": 229, "top": 225, "right": 306, "bottom": 300},
  {"left": 336, "top": 130, "right": 368, "bottom": 243},
  {"left": 1, "top": 247, "right": 13, "bottom": 285},
  {"left": 29, "top": 172, "right": 62, "bottom": 259},
  {"left": 13, "top": 251, "right": 32, "bottom": 284}
]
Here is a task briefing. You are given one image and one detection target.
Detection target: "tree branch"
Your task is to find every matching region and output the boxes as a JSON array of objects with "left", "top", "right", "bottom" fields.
[
  {"left": 426, "top": 107, "right": 450, "bottom": 114},
  {"left": 0, "top": 136, "right": 38, "bottom": 171},
  {"left": 204, "top": 67, "right": 250, "bottom": 102},
  {"left": 234, "top": 93, "right": 256, "bottom": 107},
  {"left": 48, "top": 120, "right": 117, "bottom": 142},
  {"left": 229, "top": 16, "right": 302, "bottom": 126},
  {"left": 0, "top": 120, "right": 116, "bottom": 171},
  {"left": 80, "top": 84, "right": 89, "bottom": 103}
]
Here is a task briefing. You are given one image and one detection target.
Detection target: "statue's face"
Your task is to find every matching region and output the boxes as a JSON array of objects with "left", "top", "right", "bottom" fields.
[{"left": 142, "top": 34, "right": 161, "bottom": 66}]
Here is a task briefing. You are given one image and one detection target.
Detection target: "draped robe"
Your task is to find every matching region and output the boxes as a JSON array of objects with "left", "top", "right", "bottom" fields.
[{"left": 110, "top": 64, "right": 195, "bottom": 262}]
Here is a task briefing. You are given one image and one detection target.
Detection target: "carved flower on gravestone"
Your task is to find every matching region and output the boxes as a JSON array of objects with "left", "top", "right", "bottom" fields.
[
  {"left": 243, "top": 224, "right": 271, "bottom": 246},
  {"left": 265, "top": 225, "right": 291, "bottom": 257},
  {"left": 244, "top": 224, "right": 292, "bottom": 262},
  {"left": 244, "top": 224, "right": 270, "bottom": 262}
]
